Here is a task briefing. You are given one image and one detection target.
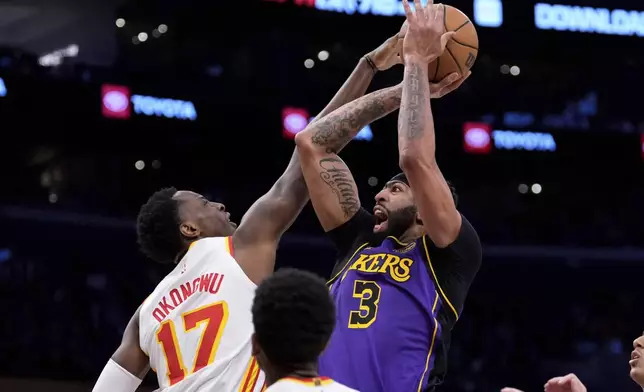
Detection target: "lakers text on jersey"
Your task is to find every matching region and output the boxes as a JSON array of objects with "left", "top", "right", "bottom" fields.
[
  {"left": 319, "top": 236, "right": 455, "bottom": 392},
  {"left": 139, "top": 237, "right": 266, "bottom": 392}
]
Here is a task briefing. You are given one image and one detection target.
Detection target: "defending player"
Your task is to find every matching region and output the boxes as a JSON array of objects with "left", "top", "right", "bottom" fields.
[
  {"left": 251, "top": 268, "right": 357, "bottom": 392},
  {"left": 294, "top": 1, "right": 480, "bottom": 391},
  {"left": 92, "top": 26, "right": 416, "bottom": 392}
]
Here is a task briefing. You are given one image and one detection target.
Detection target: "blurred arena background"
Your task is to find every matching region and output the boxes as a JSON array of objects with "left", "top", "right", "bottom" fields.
[{"left": 0, "top": 0, "right": 643, "bottom": 390}]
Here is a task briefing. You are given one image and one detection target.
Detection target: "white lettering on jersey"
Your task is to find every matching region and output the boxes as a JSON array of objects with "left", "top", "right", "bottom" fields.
[
  {"left": 151, "top": 273, "right": 225, "bottom": 322},
  {"left": 139, "top": 237, "right": 264, "bottom": 392}
]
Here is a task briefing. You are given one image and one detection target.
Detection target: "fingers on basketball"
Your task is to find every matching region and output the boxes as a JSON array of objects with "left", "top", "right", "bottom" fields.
[
  {"left": 428, "top": 5, "right": 479, "bottom": 83},
  {"left": 433, "top": 2, "right": 442, "bottom": 21},
  {"left": 413, "top": 0, "right": 423, "bottom": 14},
  {"left": 402, "top": 0, "right": 414, "bottom": 20}
]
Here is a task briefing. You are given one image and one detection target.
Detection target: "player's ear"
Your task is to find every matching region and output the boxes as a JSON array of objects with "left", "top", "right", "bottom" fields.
[
  {"left": 415, "top": 210, "right": 423, "bottom": 226},
  {"left": 180, "top": 221, "right": 200, "bottom": 239},
  {"left": 250, "top": 333, "right": 260, "bottom": 357}
]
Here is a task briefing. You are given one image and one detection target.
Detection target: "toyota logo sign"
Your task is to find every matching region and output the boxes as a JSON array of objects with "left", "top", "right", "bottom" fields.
[{"left": 463, "top": 122, "right": 492, "bottom": 154}]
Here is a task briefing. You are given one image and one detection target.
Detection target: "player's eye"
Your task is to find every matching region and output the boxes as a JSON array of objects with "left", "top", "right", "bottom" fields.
[{"left": 392, "top": 186, "right": 401, "bottom": 192}]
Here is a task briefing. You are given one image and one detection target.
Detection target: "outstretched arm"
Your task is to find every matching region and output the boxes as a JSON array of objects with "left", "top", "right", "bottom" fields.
[
  {"left": 93, "top": 307, "right": 148, "bottom": 392},
  {"left": 398, "top": 60, "right": 461, "bottom": 248},
  {"left": 232, "top": 54, "right": 394, "bottom": 284},
  {"left": 396, "top": 0, "right": 464, "bottom": 248},
  {"left": 295, "top": 85, "right": 403, "bottom": 232}
]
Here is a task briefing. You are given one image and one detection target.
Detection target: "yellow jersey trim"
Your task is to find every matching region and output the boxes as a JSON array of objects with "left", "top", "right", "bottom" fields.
[
  {"left": 386, "top": 236, "right": 409, "bottom": 246},
  {"left": 326, "top": 242, "right": 369, "bottom": 285},
  {"left": 422, "top": 236, "right": 459, "bottom": 320},
  {"left": 417, "top": 312, "right": 439, "bottom": 392},
  {"left": 225, "top": 236, "right": 234, "bottom": 256},
  {"left": 415, "top": 293, "right": 440, "bottom": 392},
  {"left": 282, "top": 376, "right": 333, "bottom": 386},
  {"left": 238, "top": 357, "right": 261, "bottom": 392}
]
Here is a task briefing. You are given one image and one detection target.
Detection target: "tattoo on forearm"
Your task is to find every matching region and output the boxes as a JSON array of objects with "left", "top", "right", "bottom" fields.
[
  {"left": 403, "top": 63, "right": 427, "bottom": 140},
  {"left": 310, "top": 88, "right": 402, "bottom": 153},
  {"left": 318, "top": 157, "right": 360, "bottom": 218}
]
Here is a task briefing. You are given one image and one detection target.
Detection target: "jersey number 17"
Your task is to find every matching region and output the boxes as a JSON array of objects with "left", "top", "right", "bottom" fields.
[{"left": 156, "top": 301, "right": 228, "bottom": 385}]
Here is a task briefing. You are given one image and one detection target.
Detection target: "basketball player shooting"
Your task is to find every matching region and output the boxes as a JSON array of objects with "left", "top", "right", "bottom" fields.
[
  {"left": 294, "top": 1, "right": 481, "bottom": 391},
  {"left": 251, "top": 268, "right": 356, "bottom": 392},
  {"left": 91, "top": 25, "right": 428, "bottom": 392}
]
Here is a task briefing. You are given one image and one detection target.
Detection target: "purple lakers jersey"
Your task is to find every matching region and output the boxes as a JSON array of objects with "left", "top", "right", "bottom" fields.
[{"left": 319, "top": 235, "right": 455, "bottom": 392}]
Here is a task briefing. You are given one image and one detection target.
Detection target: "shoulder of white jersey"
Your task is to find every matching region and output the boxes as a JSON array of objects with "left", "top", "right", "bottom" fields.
[
  {"left": 337, "top": 382, "right": 360, "bottom": 392},
  {"left": 267, "top": 378, "right": 359, "bottom": 392},
  {"left": 190, "top": 235, "right": 256, "bottom": 288},
  {"left": 188, "top": 236, "right": 235, "bottom": 256},
  {"left": 328, "top": 381, "right": 359, "bottom": 392},
  {"left": 138, "top": 236, "right": 234, "bottom": 316}
]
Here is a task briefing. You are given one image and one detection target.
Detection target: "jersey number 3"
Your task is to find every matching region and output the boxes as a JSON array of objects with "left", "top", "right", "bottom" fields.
[
  {"left": 348, "top": 280, "right": 381, "bottom": 329},
  {"left": 156, "top": 301, "right": 228, "bottom": 385}
]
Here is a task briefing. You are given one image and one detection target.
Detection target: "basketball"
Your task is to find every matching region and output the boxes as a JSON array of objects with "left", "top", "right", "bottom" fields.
[{"left": 428, "top": 4, "right": 479, "bottom": 82}]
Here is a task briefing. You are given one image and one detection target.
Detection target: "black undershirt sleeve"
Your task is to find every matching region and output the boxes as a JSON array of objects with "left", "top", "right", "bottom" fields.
[{"left": 424, "top": 214, "right": 482, "bottom": 322}]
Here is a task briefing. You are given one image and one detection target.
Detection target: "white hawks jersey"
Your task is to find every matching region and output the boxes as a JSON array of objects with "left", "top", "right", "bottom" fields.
[
  {"left": 266, "top": 377, "right": 358, "bottom": 392},
  {"left": 139, "top": 237, "right": 266, "bottom": 392}
]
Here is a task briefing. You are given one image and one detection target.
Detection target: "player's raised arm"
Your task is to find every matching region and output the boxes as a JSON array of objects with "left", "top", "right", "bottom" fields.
[
  {"left": 295, "top": 84, "right": 403, "bottom": 232},
  {"left": 93, "top": 307, "right": 149, "bottom": 392},
  {"left": 313, "top": 26, "right": 405, "bottom": 123},
  {"left": 397, "top": 0, "right": 466, "bottom": 248},
  {"left": 232, "top": 31, "right": 405, "bottom": 284}
]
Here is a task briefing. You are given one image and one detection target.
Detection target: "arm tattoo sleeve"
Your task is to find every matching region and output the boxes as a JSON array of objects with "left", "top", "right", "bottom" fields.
[
  {"left": 318, "top": 157, "right": 360, "bottom": 218},
  {"left": 402, "top": 63, "right": 429, "bottom": 140},
  {"left": 310, "top": 86, "right": 402, "bottom": 153}
]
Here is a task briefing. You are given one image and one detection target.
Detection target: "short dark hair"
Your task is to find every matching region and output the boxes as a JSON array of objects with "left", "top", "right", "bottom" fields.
[
  {"left": 252, "top": 268, "right": 335, "bottom": 368},
  {"left": 136, "top": 187, "right": 183, "bottom": 264},
  {"left": 390, "top": 173, "right": 458, "bottom": 206}
]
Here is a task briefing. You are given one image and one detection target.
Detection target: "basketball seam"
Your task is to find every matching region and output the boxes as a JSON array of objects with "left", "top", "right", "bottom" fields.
[
  {"left": 454, "top": 20, "right": 470, "bottom": 32},
  {"left": 442, "top": 3, "right": 447, "bottom": 31},
  {"left": 446, "top": 47, "right": 463, "bottom": 76},
  {"left": 432, "top": 57, "right": 441, "bottom": 81},
  {"left": 451, "top": 38, "right": 478, "bottom": 51}
]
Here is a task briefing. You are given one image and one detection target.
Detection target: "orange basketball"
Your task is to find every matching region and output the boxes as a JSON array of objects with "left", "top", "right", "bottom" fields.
[{"left": 428, "top": 4, "right": 479, "bottom": 82}]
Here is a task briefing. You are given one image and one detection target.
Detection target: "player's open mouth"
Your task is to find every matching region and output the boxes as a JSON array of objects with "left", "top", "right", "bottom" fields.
[
  {"left": 631, "top": 350, "right": 642, "bottom": 367},
  {"left": 226, "top": 213, "right": 237, "bottom": 228},
  {"left": 373, "top": 206, "right": 388, "bottom": 232}
]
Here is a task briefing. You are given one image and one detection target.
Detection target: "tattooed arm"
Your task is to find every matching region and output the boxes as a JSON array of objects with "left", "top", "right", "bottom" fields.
[
  {"left": 232, "top": 58, "right": 386, "bottom": 284},
  {"left": 295, "top": 85, "right": 402, "bottom": 232},
  {"left": 312, "top": 57, "right": 377, "bottom": 123},
  {"left": 397, "top": 59, "right": 461, "bottom": 248}
]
